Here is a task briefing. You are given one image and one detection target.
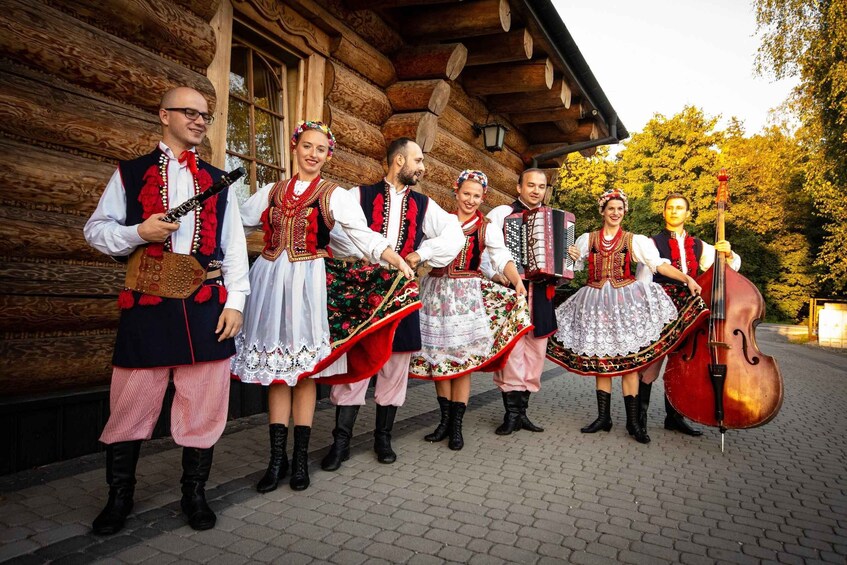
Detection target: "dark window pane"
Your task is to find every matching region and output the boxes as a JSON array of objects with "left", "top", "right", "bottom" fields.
[
  {"left": 255, "top": 109, "right": 282, "bottom": 166},
  {"left": 257, "top": 164, "right": 284, "bottom": 188},
  {"left": 229, "top": 46, "right": 249, "bottom": 99}
]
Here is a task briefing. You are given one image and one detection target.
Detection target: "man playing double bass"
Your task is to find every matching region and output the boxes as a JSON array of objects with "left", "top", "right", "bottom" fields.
[{"left": 637, "top": 193, "right": 741, "bottom": 437}]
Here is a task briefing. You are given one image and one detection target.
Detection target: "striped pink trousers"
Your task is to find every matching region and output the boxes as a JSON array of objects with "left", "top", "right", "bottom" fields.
[
  {"left": 494, "top": 334, "right": 548, "bottom": 393},
  {"left": 99, "top": 359, "right": 231, "bottom": 449}
]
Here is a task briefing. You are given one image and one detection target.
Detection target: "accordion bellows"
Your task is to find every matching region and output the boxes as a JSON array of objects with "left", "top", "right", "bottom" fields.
[{"left": 504, "top": 206, "right": 576, "bottom": 280}]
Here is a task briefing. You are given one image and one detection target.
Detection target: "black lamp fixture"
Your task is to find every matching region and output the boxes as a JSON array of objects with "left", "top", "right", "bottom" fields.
[{"left": 473, "top": 122, "right": 508, "bottom": 152}]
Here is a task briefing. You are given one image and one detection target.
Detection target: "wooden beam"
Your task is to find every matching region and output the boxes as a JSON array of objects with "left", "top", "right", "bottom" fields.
[
  {"left": 486, "top": 78, "right": 570, "bottom": 113},
  {"left": 527, "top": 121, "right": 582, "bottom": 145},
  {"left": 381, "top": 112, "right": 439, "bottom": 153},
  {"left": 330, "top": 34, "right": 397, "bottom": 89},
  {"left": 322, "top": 147, "right": 385, "bottom": 187},
  {"left": 438, "top": 106, "right": 526, "bottom": 173},
  {"left": 205, "top": 0, "right": 234, "bottom": 169},
  {"left": 325, "top": 103, "right": 387, "bottom": 162},
  {"left": 386, "top": 80, "right": 451, "bottom": 116},
  {"left": 509, "top": 100, "right": 586, "bottom": 124},
  {"left": 0, "top": 259, "right": 125, "bottom": 296},
  {"left": 403, "top": 0, "right": 511, "bottom": 40},
  {"left": 0, "top": 296, "right": 119, "bottom": 333},
  {"left": 446, "top": 83, "right": 529, "bottom": 154},
  {"left": 346, "top": 0, "right": 464, "bottom": 8},
  {"left": 393, "top": 43, "right": 467, "bottom": 81},
  {"left": 462, "top": 58, "right": 553, "bottom": 96},
  {"left": 324, "top": 61, "right": 393, "bottom": 125},
  {"left": 0, "top": 206, "right": 101, "bottom": 262},
  {"left": 523, "top": 143, "right": 568, "bottom": 167},
  {"left": 173, "top": 0, "right": 221, "bottom": 21},
  {"left": 428, "top": 128, "right": 519, "bottom": 197},
  {"left": 0, "top": 0, "right": 215, "bottom": 113},
  {"left": 466, "top": 28, "right": 532, "bottom": 66}
]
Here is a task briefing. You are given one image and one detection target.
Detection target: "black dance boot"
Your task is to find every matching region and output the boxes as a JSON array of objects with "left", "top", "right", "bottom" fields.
[
  {"left": 624, "top": 395, "right": 651, "bottom": 444},
  {"left": 519, "top": 391, "right": 544, "bottom": 432},
  {"left": 256, "top": 424, "right": 288, "bottom": 493},
  {"left": 289, "top": 425, "right": 311, "bottom": 491},
  {"left": 180, "top": 447, "right": 217, "bottom": 530},
  {"left": 664, "top": 395, "right": 703, "bottom": 436},
  {"left": 321, "top": 406, "right": 359, "bottom": 471},
  {"left": 92, "top": 440, "right": 141, "bottom": 535},
  {"left": 637, "top": 381, "right": 652, "bottom": 436},
  {"left": 373, "top": 404, "right": 398, "bottom": 464},
  {"left": 424, "top": 396, "right": 451, "bottom": 442},
  {"left": 581, "top": 390, "right": 612, "bottom": 433},
  {"left": 494, "top": 391, "right": 523, "bottom": 435},
  {"left": 447, "top": 401, "right": 466, "bottom": 451}
]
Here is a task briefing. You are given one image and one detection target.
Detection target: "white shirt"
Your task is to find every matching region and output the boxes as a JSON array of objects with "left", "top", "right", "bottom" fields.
[
  {"left": 83, "top": 141, "right": 250, "bottom": 311},
  {"left": 571, "top": 231, "right": 671, "bottom": 274},
  {"left": 329, "top": 180, "right": 464, "bottom": 268},
  {"left": 635, "top": 231, "right": 742, "bottom": 283}
]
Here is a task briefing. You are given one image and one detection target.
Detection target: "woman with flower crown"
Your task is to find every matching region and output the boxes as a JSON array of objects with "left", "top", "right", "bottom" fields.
[
  {"left": 409, "top": 170, "right": 532, "bottom": 450},
  {"left": 546, "top": 188, "right": 707, "bottom": 444},
  {"left": 231, "top": 122, "right": 416, "bottom": 492}
]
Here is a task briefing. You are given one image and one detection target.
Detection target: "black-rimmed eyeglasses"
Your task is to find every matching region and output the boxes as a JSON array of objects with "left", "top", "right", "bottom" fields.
[{"left": 164, "top": 107, "right": 215, "bottom": 124}]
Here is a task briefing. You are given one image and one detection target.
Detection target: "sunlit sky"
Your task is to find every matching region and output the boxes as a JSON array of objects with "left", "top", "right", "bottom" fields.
[{"left": 552, "top": 0, "right": 797, "bottom": 140}]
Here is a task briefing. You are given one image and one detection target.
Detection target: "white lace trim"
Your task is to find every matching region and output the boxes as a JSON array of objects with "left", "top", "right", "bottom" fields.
[{"left": 231, "top": 333, "right": 332, "bottom": 386}]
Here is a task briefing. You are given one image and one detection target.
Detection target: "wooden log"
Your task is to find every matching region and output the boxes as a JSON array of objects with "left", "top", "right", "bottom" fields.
[
  {"left": 486, "top": 78, "right": 570, "bottom": 113},
  {"left": 331, "top": 35, "right": 397, "bottom": 88},
  {"left": 0, "top": 138, "right": 115, "bottom": 215},
  {"left": 428, "top": 129, "right": 519, "bottom": 197},
  {"left": 403, "top": 0, "right": 511, "bottom": 40},
  {"left": 325, "top": 103, "right": 387, "bottom": 162},
  {"left": 447, "top": 83, "right": 529, "bottom": 154},
  {"left": 559, "top": 119, "right": 599, "bottom": 143},
  {"left": 462, "top": 58, "right": 553, "bottom": 96},
  {"left": 0, "top": 0, "right": 215, "bottom": 113},
  {"left": 0, "top": 260, "right": 125, "bottom": 296},
  {"left": 523, "top": 143, "right": 568, "bottom": 167},
  {"left": 422, "top": 156, "right": 514, "bottom": 209},
  {"left": 466, "top": 28, "right": 533, "bottom": 66},
  {"left": 315, "top": 0, "right": 403, "bottom": 54},
  {"left": 324, "top": 61, "right": 393, "bottom": 125},
  {"left": 393, "top": 44, "right": 467, "bottom": 81},
  {"left": 173, "top": 0, "right": 221, "bottom": 21},
  {"left": 0, "top": 332, "right": 114, "bottom": 396},
  {"left": 0, "top": 207, "right": 101, "bottom": 262},
  {"left": 527, "top": 121, "right": 583, "bottom": 144},
  {"left": 509, "top": 101, "right": 586, "bottom": 124},
  {"left": 0, "top": 62, "right": 160, "bottom": 161},
  {"left": 50, "top": 0, "right": 217, "bottom": 70},
  {"left": 381, "top": 112, "right": 439, "bottom": 153},
  {"left": 0, "top": 296, "right": 119, "bottom": 333},
  {"left": 385, "top": 80, "right": 451, "bottom": 116},
  {"left": 322, "top": 147, "right": 385, "bottom": 187},
  {"left": 346, "top": 0, "right": 464, "bottom": 8},
  {"left": 437, "top": 106, "right": 526, "bottom": 173}
]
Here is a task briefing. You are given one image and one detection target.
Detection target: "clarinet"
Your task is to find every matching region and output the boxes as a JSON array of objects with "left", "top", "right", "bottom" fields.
[{"left": 161, "top": 166, "right": 246, "bottom": 223}]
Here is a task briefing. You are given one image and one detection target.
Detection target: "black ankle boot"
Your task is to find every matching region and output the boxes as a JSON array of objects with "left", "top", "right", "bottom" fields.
[
  {"left": 256, "top": 424, "right": 288, "bottom": 493},
  {"left": 518, "top": 391, "right": 544, "bottom": 432},
  {"left": 581, "top": 390, "right": 612, "bottom": 433},
  {"left": 424, "top": 396, "right": 451, "bottom": 442},
  {"left": 374, "top": 405, "right": 397, "bottom": 463},
  {"left": 495, "top": 391, "right": 522, "bottom": 435},
  {"left": 447, "top": 401, "right": 466, "bottom": 450},
  {"left": 624, "top": 395, "right": 650, "bottom": 444},
  {"left": 289, "top": 425, "right": 311, "bottom": 491},
  {"left": 664, "top": 395, "right": 702, "bottom": 436},
  {"left": 180, "top": 447, "right": 216, "bottom": 530},
  {"left": 638, "top": 381, "right": 652, "bottom": 435},
  {"left": 321, "top": 406, "right": 359, "bottom": 471},
  {"left": 92, "top": 440, "right": 141, "bottom": 535}
]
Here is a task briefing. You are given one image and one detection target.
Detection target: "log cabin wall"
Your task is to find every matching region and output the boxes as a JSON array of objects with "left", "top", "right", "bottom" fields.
[{"left": 0, "top": 0, "right": 620, "bottom": 474}]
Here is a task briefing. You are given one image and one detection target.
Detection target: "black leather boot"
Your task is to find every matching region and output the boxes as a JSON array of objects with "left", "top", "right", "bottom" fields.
[
  {"left": 256, "top": 424, "right": 288, "bottom": 493},
  {"left": 424, "top": 396, "right": 451, "bottom": 442},
  {"left": 519, "top": 391, "right": 544, "bottom": 432},
  {"left": 92, "top": 440, "right": 141, "bottom": 535},
  {"left": 664, "top": 395, "right": 702, "bottom": 436},
  {"left": 581, "top": 390, "right": 612, "bottom": 433},
  {"left": 289, "top": 425, "right": 311, "bottom": 491},
  {"left": 447, "top": 401, "right": 466, "bottom": 451},
  {"left": 180, "top": 447, "right": 216, "bottom": 530},
  {"left": 624, "top": 395, "right": 650, "bottom": 444},
  {"left": 373, "top": 404, "right": 398, "bottom": 464},
  {"left": 495, "top": 391, "right": 522, "bottom": 435},
  {"left": 638, "top": 381, "right": 652, "bottom": 435},
  {"left": 321, "top": 406, "right": 359, "bottom": 471}
]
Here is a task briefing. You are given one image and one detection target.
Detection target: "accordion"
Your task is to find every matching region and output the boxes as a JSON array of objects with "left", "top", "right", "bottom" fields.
[{"left": 504, "top": 206, "right": 576, "bottom": 280}]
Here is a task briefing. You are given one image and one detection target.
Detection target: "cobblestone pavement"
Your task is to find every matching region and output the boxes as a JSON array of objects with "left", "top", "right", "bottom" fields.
[{"left": 1, "top": 326, "right": 846, "bottom": 564}]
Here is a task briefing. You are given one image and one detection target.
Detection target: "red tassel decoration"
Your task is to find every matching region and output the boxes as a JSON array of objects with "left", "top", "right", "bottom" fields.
[
  {"left": 145, "top": 243, "right": 164, "bottom": 259},
  {"left": 138, "top": 294, "right": 163, "bottom": 306},
  {"left": 194, "top": 285, "right": 213, "bottom": 303},
  {"left": 117, "top": 289, "right": 135, "bottom": 310},
  {"left": 217, "top": 285, "right": 228, "bottom": 304},
  {"left": 370, "top": 193, "right": 385, "bottom": 232},
  {"left": 400, "top": 197, "right": 418, "bottom": 257}
]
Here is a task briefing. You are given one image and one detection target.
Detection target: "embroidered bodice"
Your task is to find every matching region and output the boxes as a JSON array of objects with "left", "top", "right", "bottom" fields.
[
  {"left": 586, "top": 230, "right": 637, "bottom": 289},
  {"left": 261, "top": 177, "right": 337, "bottom": 262}
]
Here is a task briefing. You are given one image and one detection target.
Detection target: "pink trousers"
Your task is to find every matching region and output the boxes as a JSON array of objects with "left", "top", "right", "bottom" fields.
[
  {"left": 99, "top": 359, "right": 231, "bottom": 449},
  {"left": 329, "top": 352, "right": 412, "bottom": 407},
  {"left": 493, "top": 334, "right": 548, "bottom": 393}
]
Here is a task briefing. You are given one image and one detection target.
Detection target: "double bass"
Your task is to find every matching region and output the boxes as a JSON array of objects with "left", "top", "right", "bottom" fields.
[{"left": 663, "top": 170, "right": 783, "bottom": 450}]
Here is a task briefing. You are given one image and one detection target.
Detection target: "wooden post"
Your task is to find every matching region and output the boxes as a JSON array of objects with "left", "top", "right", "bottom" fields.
[{"left": 205, "top": 0, "right": 233, "bottom": 169}]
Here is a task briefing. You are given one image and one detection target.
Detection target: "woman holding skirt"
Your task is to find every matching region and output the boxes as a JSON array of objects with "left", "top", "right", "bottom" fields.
[
  {"left": 547, "top": 188, "right": 707, "bottom": 444},
  {"left": 232, "top": 122, "right": 416, "bottom": 492},
  {"left": 410, "top": 170, "right": 532, "bottom": 450}
]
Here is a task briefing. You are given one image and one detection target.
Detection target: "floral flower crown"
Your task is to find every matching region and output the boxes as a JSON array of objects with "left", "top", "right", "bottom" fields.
[
  {"left": 453, "top": 169, "right": 489, "bottom": 193},
  {"left": 597, "top": 188, "right": 629, "bottom": 213},
  {"left": 290, "top": 121, "right": 336, "bottom": 160}
]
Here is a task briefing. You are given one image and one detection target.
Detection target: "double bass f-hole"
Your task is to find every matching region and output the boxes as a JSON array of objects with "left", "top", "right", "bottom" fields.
[
  {"left": 682, "top": 327, "right": 706, "bottom": 361},
  {"left": 732, "top": 328, "right": 760, "bottom": 366}
]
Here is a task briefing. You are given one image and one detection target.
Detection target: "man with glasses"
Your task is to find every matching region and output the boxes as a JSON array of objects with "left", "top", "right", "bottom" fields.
[{"left": 84, "top": 87, "right": 250, "bottom": 535}]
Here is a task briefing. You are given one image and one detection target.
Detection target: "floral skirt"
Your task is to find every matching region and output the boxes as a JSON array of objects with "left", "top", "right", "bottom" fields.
[
  {"left": 409, "top": 276, "right": 532, "bottom": 380},
  {"left": 546, "top": 281, "right": 708, "bottom": 377}
]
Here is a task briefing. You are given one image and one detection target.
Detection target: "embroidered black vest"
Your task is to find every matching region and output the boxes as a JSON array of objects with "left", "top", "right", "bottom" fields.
[
  {"left": 112, "top": 148, "right": 235, "bottom": 368},
  {"left": 651, "top": 231, "right": 704, "bottom": 286},
  {"left": 509, "top": 200, "right": 556, "bottom": 338}
]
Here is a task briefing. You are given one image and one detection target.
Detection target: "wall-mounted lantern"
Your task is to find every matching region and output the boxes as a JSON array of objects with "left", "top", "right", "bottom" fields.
[{"left": 473, "top": 122, "right": 508, "bottom": 152}]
